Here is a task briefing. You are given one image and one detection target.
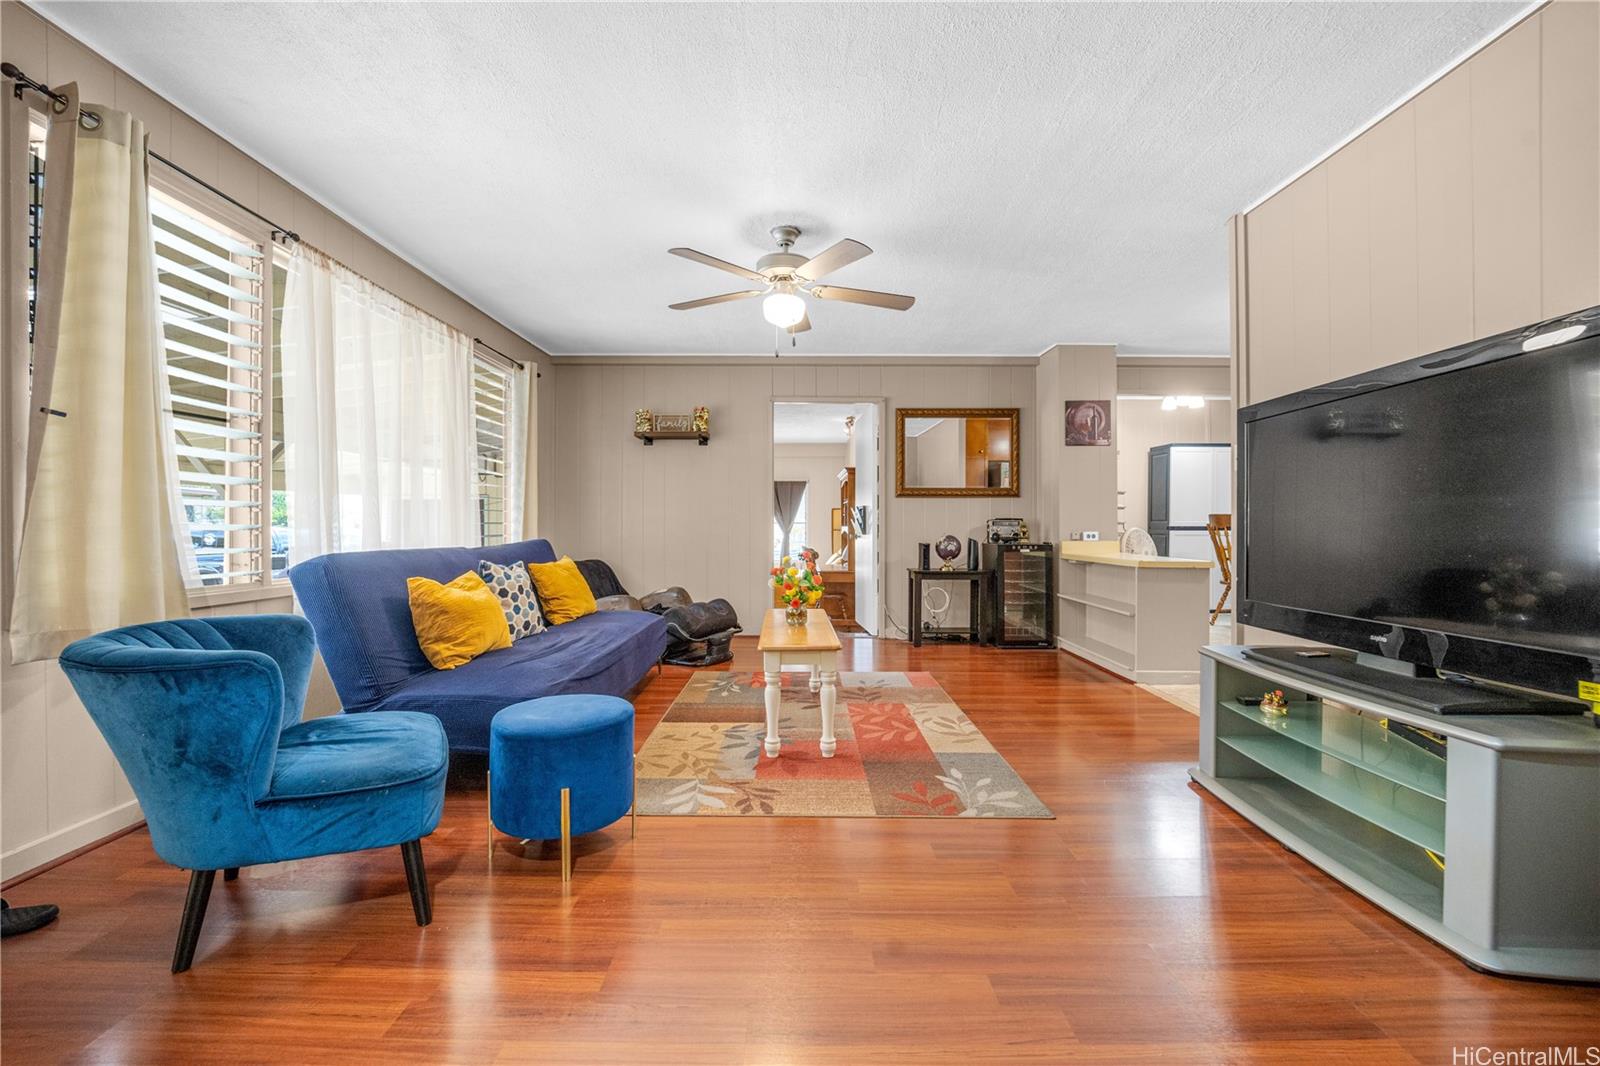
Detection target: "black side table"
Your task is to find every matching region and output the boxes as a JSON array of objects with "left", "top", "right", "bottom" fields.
[{"left": 907, "top": 568, "right": 991, "bottom": 647}]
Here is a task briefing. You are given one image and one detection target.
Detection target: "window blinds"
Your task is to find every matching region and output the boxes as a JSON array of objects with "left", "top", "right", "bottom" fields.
[{"left": 152, "top": 191, "right": 267, "bottom": 586}]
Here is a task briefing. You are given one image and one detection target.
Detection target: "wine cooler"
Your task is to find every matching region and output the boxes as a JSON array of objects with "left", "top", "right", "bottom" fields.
[{"left": 983, "top": 542, "right": 1055, "bottom": 647}]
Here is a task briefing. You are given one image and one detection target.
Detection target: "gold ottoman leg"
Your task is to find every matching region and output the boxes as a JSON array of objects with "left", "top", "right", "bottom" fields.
[{"left": 560, "top": 787, "right": 572, "bottom": 883}]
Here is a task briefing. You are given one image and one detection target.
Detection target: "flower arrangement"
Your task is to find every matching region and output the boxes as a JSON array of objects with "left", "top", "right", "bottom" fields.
[{"left": 771, "top": 548, "right": 824, "bottom": 625}]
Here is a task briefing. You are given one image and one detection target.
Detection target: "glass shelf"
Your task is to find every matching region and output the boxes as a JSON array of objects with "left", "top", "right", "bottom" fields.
[
  {"left": 1220, "top": 733, "right": 1446, "bottom": 855},
  {"left": 1213, "top": 776, "right": 1444, "bottom": 920},
  {"left": 1221, "top": 699, "right": 1446, "bottom": 801}
]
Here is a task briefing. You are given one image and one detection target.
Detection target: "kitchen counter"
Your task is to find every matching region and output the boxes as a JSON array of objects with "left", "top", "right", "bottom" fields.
[
  {"left": 1059, "top": 542, "right": 1212, "bottom": 569},
  {"left": 1057, "top": 541, "right": 1210, "bottom": 683}
]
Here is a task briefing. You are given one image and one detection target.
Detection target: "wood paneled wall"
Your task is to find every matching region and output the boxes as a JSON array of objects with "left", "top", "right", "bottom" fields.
[
  {"left": 1238, "top": 1, "right": 1599, "bottom": 405},
  {"left": 1035, "top": 344, "right": 1120, "bottom": 540},
  {"left": 547, "top": 359, "right": 1039, "bottom": 635},
  {"left": 0, "top": 2, "right": 554, "bottom": 881}
]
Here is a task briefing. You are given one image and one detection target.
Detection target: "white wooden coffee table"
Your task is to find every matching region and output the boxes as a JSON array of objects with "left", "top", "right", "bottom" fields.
[{"left": 757, "top": 608, "right": 842, "bottom": 758}]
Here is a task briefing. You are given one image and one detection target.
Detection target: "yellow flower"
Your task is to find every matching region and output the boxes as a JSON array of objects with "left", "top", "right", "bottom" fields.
[{"left": 787, "top": 568, "right": 798, "bottom": 579}]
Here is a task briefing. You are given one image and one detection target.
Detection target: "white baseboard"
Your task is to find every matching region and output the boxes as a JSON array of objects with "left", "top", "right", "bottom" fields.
[
  {"left": 1135, "top": 669, "right": 1202, "bottom": 685},
  {"left": 1, "top": 799, "right": 143, "bottom": 883},
  {"left": 1055, "top": 637, "right": 1199, "bottom": 686}
]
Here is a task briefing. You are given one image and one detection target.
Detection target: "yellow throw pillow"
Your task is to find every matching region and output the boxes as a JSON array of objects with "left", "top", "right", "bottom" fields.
[
  {"left": 526, "top": 556, "right": 598, "bottom": 625},
  {"left": 407, "top": 571, "right": 512, "bottom": 670}
]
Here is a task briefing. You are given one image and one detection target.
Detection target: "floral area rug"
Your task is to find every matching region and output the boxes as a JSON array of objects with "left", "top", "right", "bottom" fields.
[{"left": 634, "top": 671, "right": 1051, "bottom": 819}]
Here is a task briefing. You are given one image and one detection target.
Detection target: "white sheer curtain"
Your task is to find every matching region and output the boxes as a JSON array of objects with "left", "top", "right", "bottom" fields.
[
  {"left": 506, "top": 363, "right": 537, "bottom": 540},
  {"left": 279, "top": 244, "right": 473, "bottom": 560},
  {"left": 9, "top": 90, "right": 192, "bottom": 663}
]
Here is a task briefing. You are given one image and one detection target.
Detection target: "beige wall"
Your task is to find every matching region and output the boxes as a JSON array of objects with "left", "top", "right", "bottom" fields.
[
  {"left": 905, "top": 418, "right": 964, "bottom": 488},
  {"left": 547, "top": 358, "right": 1039, "bottom": 635},
  {"left": 1031, "top": 343, "right": 1120, "bottom": 641},
  {"left": 1035, "top": 344, "right": 1119, "bottom": 541},
  {"left": 0, "top": 3, "right": 556, "bottom": 880},
  {"left": 772, "top": 443, "right": 848, "bottom": 563},
  {"left": 1237, "top": 1, "right": 1599, "bottom": 405}
]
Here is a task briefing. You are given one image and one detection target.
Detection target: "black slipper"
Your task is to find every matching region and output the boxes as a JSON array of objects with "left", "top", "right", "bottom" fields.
[{"left": 0, "top": 898, "right": 60, "bottom": 938}]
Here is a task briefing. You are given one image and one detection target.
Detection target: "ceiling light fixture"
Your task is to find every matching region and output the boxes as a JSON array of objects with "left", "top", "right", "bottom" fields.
[
  {"left": 669, "top": 226, "right": 914, "bottom": 341},
  {"left": 762, "top": 288, "right": 806, "bottom": 329}
]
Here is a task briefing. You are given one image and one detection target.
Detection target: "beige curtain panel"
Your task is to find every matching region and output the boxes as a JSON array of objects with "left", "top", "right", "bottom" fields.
[
  {"left": 9, "top": 90, "right": 192, "bottom": 663},
  {"left": 510, "top": 362, "right": 537, "bottom": 540}
]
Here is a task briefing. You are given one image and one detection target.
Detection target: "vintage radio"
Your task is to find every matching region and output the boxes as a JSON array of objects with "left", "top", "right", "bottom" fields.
[{"left": 986, "top": 517, "right": 1028, "bottom": 544}]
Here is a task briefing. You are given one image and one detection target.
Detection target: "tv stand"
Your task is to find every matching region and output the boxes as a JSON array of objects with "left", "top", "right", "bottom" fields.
[
  {"left": 1241, "top": 646, "right": 1580, "bottom": 716},
  {"left": 1193, "top": 645, "right": 1600, "bottom": 982}
]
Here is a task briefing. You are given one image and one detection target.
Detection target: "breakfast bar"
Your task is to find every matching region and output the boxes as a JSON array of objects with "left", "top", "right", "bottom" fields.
[{"left": 1056, "top": 541, "right": 1212, "bottom": 684}]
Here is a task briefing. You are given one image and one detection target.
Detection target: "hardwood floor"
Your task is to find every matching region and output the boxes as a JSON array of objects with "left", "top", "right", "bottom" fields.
[{"left": 2, "top": 638, "right": 1593, "bottom": 1064}]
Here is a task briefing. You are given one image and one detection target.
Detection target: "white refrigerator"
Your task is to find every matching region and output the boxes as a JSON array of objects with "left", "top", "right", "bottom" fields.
[{"left": 1148, "top": 443, "right": 1231, "bottom": 610}]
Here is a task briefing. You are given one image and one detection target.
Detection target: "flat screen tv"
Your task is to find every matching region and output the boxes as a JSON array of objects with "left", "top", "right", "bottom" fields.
[{"left": 1238, "top": 306, "right": 1600, "bottom": 700}]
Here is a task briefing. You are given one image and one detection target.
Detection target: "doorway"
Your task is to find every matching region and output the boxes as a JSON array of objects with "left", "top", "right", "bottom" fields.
[
  {"left": 1115, "top": 390, "right": 1234, "bottom": 638},
  {"left": 771, "top": 400, "right": 884, "bottom": 635}
]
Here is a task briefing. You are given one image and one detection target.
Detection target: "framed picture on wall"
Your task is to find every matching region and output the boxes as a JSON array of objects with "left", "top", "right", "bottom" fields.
[{"left": 1064, "top": 400, "right": 1112, "bottom": 446}]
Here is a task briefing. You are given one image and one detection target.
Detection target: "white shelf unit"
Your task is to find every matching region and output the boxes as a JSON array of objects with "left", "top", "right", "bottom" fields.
[{"left": 1193, "top": 645, "right": 1600, "bottom": 982}]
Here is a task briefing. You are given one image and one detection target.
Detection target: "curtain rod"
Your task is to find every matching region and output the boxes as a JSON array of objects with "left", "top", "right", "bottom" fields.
[
  {"left": 4, "top": 62, "right": 300, "bottom": 244},
  {"left": 474, "top": 337, "right": 539, "bottom": 377}
]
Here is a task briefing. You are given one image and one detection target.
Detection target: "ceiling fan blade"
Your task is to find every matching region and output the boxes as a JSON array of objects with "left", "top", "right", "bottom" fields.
[
  {"left": 786, "top": 311, "right": 812, "bottom": 334},
  {"left": 668, "top": 247, "right": 766, "bottom": 282},
  {"left": 795, "top": 238, "right": 872, "bottom": 281},
  {"left": 668, "top": 289, "right": 763, "bottom": 311},
  {"left": 810, "top": 285, "right": 915, "bottom": 311}
]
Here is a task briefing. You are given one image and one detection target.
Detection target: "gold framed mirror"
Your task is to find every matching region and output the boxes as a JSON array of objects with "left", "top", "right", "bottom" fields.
[{"left": 895, "top": 408, "right": 1020, "bottom": 497}]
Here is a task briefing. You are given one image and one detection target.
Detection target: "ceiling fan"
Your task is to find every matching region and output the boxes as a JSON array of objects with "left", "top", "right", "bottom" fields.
[{"left": 668, "top": 225, "right": 915, "bottom": 335}]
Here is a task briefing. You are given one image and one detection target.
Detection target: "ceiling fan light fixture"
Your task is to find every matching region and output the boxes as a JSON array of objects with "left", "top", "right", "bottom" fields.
[
  {"left": 762, "top": 290, "right": 806, "bottom": 328},
  {"left": 669, "top": 227, "right": 911, "bottom": 336}
]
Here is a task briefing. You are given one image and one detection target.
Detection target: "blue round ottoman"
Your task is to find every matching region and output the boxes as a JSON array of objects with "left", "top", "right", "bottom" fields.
[{"left": 488, "top": 695, "right": 635, "bottom": 881}]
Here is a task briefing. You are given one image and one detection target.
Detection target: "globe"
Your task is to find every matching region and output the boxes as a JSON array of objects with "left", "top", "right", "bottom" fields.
[{"left": 934, "top": 534, "right": 962, "bottom": 570}]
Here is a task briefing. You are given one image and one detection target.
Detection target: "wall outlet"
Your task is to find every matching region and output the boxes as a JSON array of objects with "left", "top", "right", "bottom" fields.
[
  {"left": 1067, "top": 531, "right": 1082, "bottom": 541},
  {"left": 1082, "top": 531, "right": 1101, "bottom": 541}
]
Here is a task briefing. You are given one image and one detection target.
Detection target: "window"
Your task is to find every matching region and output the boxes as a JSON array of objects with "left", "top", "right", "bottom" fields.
[
  {"left": 472, "top": 354, "right": 514, "bottom": 546},
  {"left": 25, "top": 116, "right": 44, "bottom": 355},
  {"left": 269, "top": 256, "right": 288, "bottom": 578},
  {"left": 772, "top": 485, "right": 808, "bottom": 566},
  {"left": 151, "top": 188, "right": 274, "bottom": 590}
]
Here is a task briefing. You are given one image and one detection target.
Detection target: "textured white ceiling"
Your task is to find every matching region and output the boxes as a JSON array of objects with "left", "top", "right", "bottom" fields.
[
  {"left": 38, "top": 2, "right": 1524, "bottom": 356},
  {"left": 773, "top": 402, "right": 866, "bottom": 445}
]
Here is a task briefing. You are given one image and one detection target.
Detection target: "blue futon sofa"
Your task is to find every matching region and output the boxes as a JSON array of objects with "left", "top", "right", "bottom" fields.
[{"left": 289, "top": 539, "right": 668, "bottom": 752}]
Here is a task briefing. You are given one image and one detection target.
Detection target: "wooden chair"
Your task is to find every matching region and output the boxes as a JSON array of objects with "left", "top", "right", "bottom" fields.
[{"left": 1206, "top": 513, "right": 1233, "bottom": 623}]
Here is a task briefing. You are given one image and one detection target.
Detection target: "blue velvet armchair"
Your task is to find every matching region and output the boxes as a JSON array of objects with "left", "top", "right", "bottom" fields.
[{"left": 59, "top": 616, "right": 449, "bottom": 972}]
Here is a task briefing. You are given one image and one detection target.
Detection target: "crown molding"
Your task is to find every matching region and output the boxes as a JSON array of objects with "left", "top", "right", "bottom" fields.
[{"left": 548, "top": 353, "right": 1040, "bottom": 367}]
